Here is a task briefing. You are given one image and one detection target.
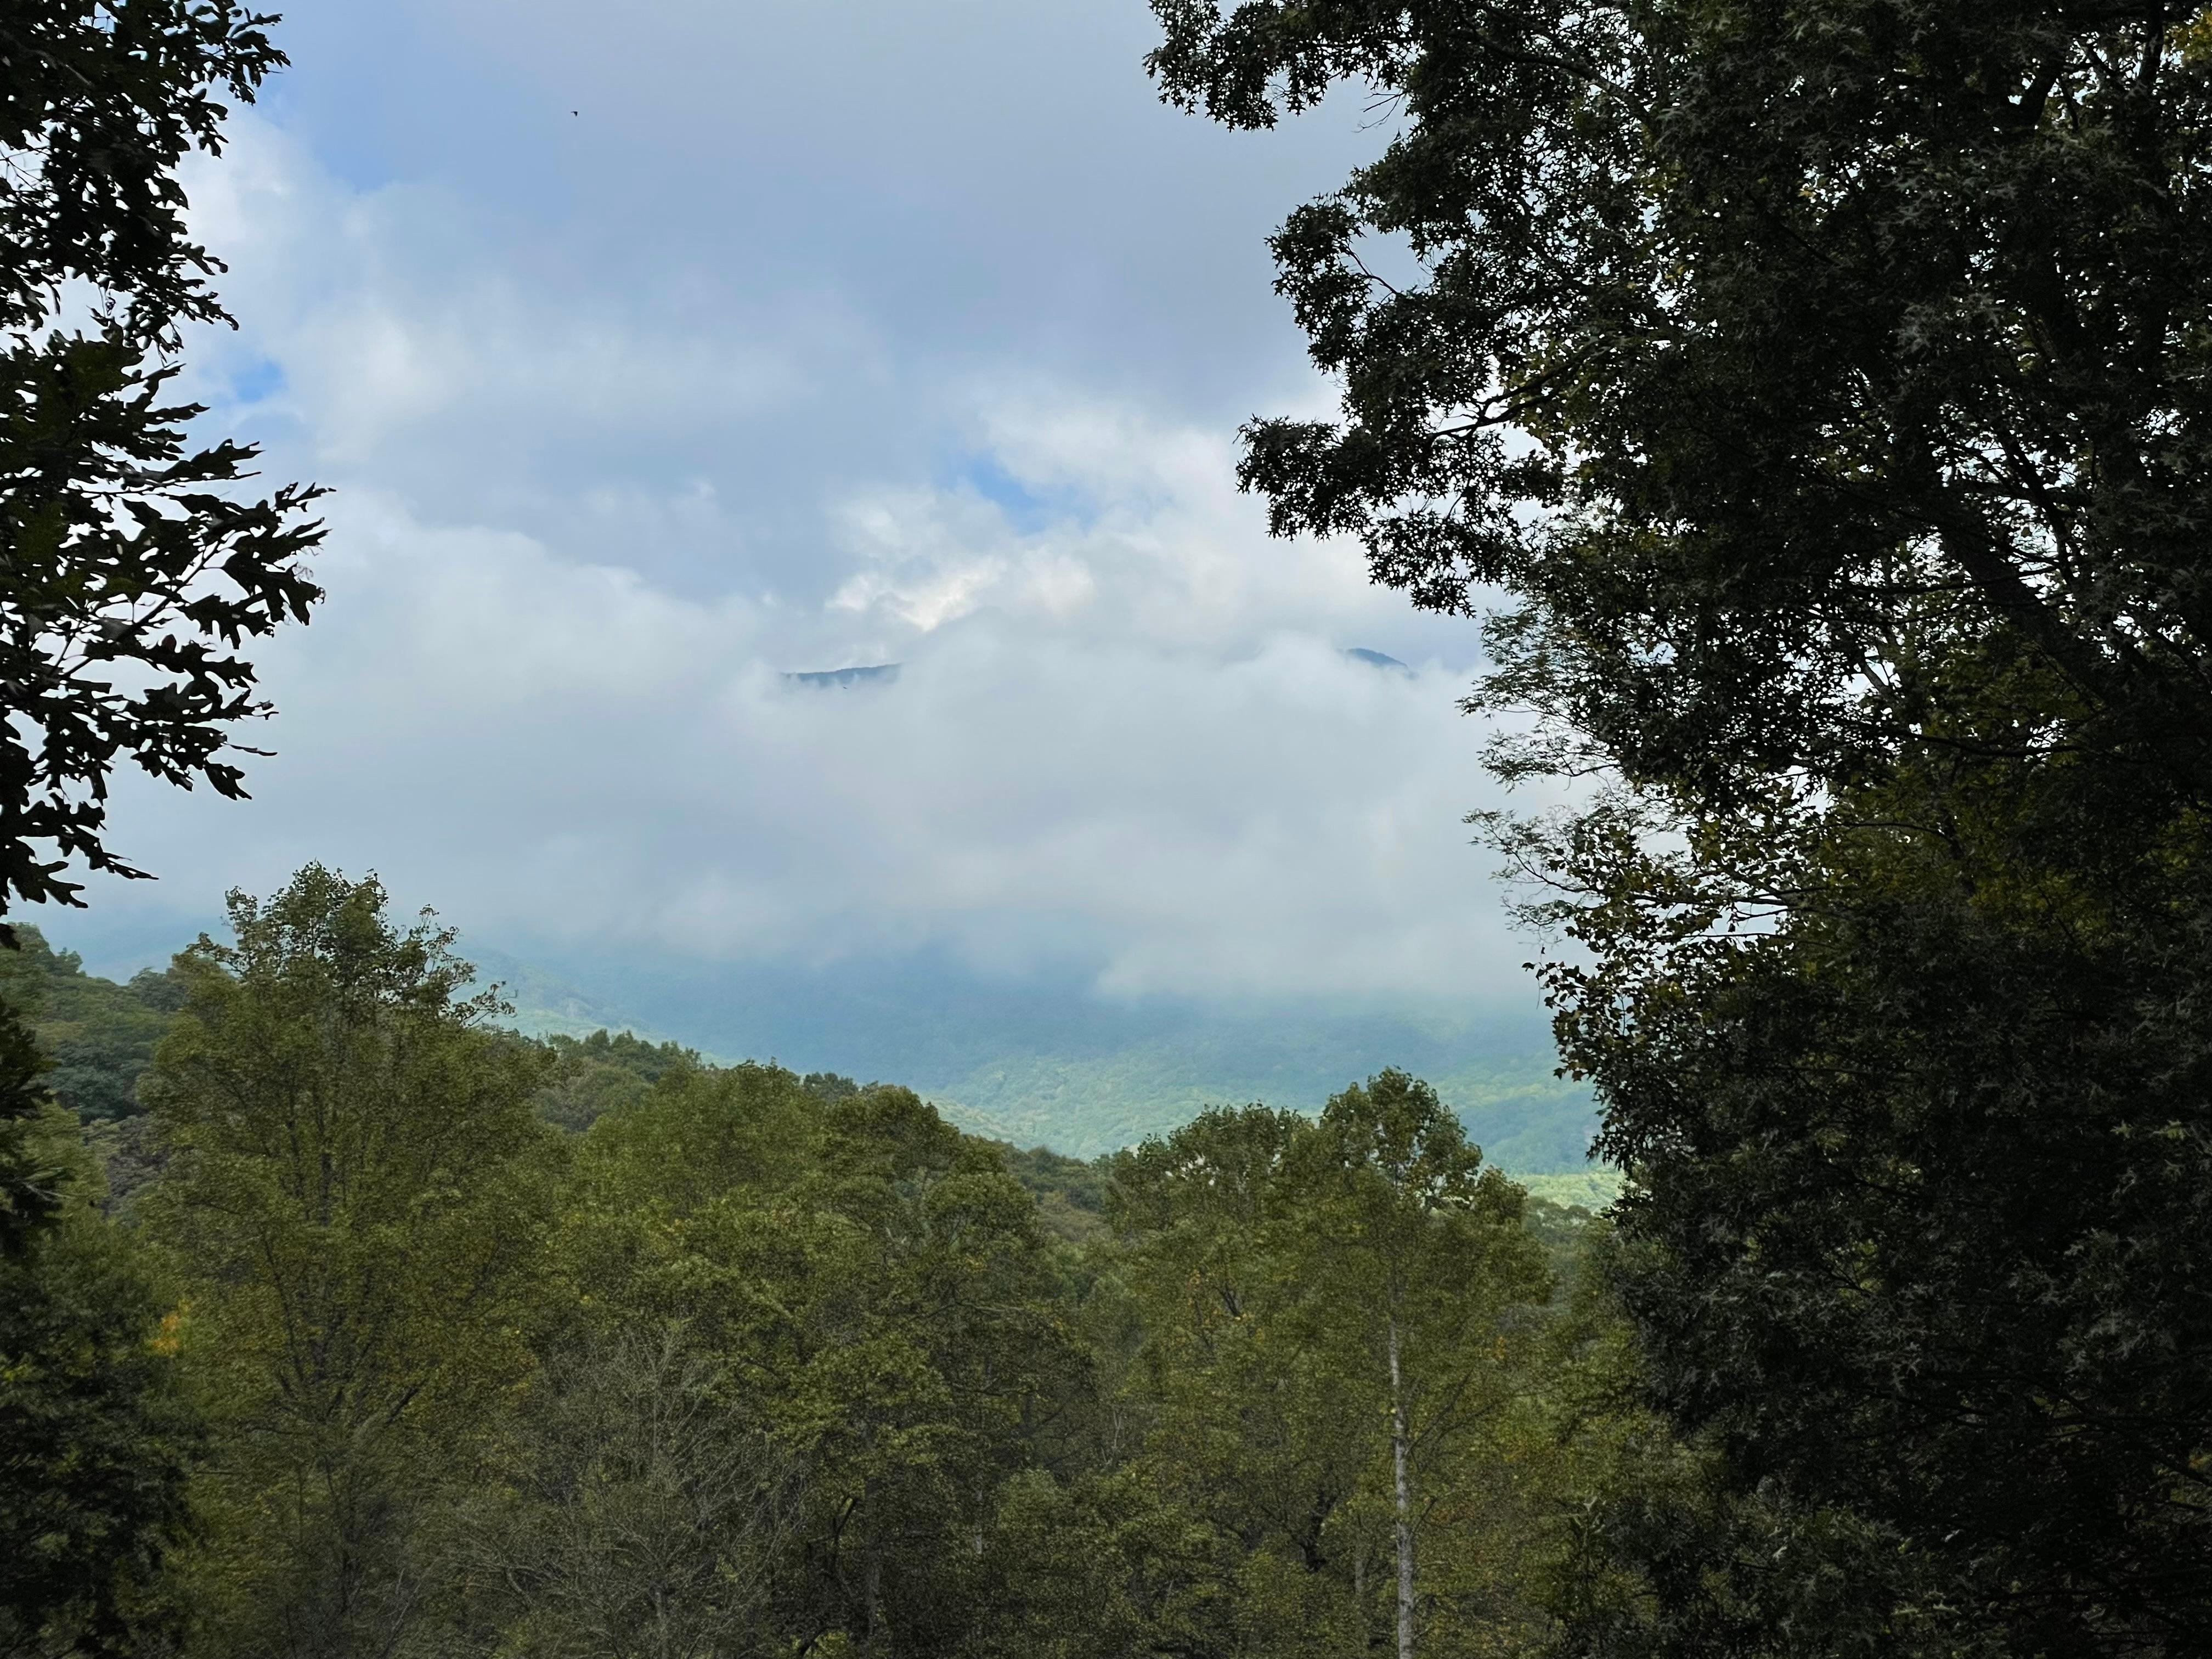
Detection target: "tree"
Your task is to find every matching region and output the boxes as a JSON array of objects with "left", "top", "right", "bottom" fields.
[
  {"left": 0, "top": 987, "right": 193, "bottom": 1657},
  {"left": 0, "top": 0, "right": 324, "bottom": 918},
  {"left": 1110, "top": 1104, "right": 1365, "bottom": 1659},
  {"left": 0, "top": 15, "right": 314, "bottom": 1632},
  {"left": 3, "top": 925, "right": 183, "bottom": 1124},
  {"left": 454, "top": 1324, "right": 798, "bottom": 1659},
  {"left": 1149, "top": 0, "right": 2212, "bottom": 803},
  {"left": 1296, "top": 1073, "right": 1549, "bottom": 1659},
  {"left": 143, "top": 867, "right": 554, "bottom": 1659},
  {"left": 0, "top": 924, "right": 67, "bottom": 1251},
  {"left": 1105, "top": 1081, "right": 1550, "bottom": 1659},
  {"left": 563, "top": 1067, "right": 1084, "bottom": 1659},
  {"left": 1148, "top": 5, "right": 2212, "bottom": 1652}
]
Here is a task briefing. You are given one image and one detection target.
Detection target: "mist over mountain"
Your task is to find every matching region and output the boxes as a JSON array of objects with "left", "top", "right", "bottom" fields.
[
  {"left": 470, "top": 942, "right": 1594, "bottom": 1170},
  {"left": 38, "top": 908, "right": 1594, "bottom": 1172}
]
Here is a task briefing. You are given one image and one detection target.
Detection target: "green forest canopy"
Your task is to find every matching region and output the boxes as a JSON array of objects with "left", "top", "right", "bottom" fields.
[{"left": 0, "top": 868, "right": 1639, "bottom": 1658}]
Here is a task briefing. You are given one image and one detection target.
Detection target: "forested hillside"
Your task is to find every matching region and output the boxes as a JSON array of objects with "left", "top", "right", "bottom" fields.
[
  {"left": 29, "top": 925, "right": 1601, "bottom": 1176},
  {"left": 1, "top": 869, "right": 1645, "bottom": 1657},
  {"left": 915, "top": 1043, "right": 1593, "bottom": 1170},
  {"left": 447, "top": 945, "right": 1604, "bottom": 1172}
]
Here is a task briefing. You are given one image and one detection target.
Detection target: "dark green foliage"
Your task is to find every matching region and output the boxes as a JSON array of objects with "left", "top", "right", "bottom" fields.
[
  {"left": 145, "top": 867, "right": 557, "bottom": 1659},
  {"left": 550, "top": 1048, "right": 1611, "bottom": 1657},
  {"left": 977, "top": 1469, "right": 1235, "bottom": 1659},
  {"left": 0, "top": 932, "right": 191, "bottom": 1654},
  {"left": 0, "top": 1060, "right": 193, "bottom": 1656},
  {"left": 1566, "top": 839, "right": 2212, "bottom": 1658},
  {"left": 1517, "top": 1195, "right": 1601, "bottom": 1308},
  {"left": 998, "top": 1142, "right": 1109, "bottom": 1210},
  {"left": 1148, "top": 4, "right": 2212, "bottom": 1655},
  {"left": 996, "top": 1142, "right": 1113, "bottom": 1245},
  {"left": 534, "top": 1028, "right": 698, "bottom": 1131},
  {"left": 548, "top": 1028, "right": 694, "bottom": 1084},
  {"left": 1148, "top": 0, "right": 2212, "bottom": 804},
  {"left": 1087, "top": 1081, "right": 1562, "bottom": 1657},
  {"left": 0, "top": 0, "right": 323, "bottom": 915},
  {"left": 560, "top": 1064, "right": 1093, "bottom": 1658},
  {"left": 450, "top": 1324, "right": 799, "bottom": 1659},
  {"left": 0, "top": 927, "right": 182, "bottom": 1122},
  {"left": 0, "top": 951, "right": 65, "bottom": 1252},
  {"left": 0, "top": 1, "right": 278, "bottom": 335},
  {"left": 0, "top": 9, "right": 311, "bottom": 1642}
]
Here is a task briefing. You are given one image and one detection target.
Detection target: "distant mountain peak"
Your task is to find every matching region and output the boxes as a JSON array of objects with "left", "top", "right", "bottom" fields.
[
  {"left": 1342, "top": 647, "right": 1412, "bottom": 674},
  {"left": 783, "top": 663, "right": 900, "bottom": 689}
]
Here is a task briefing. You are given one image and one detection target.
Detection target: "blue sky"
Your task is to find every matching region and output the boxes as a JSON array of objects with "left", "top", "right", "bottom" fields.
[{"left": 51, "top": 0, "right": 1566, "bottom": 1028}]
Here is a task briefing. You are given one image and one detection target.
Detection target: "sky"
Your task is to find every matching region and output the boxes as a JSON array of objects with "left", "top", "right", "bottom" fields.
[{"left": 48, "top": 0, "right": 1566, "bottom": 1034}]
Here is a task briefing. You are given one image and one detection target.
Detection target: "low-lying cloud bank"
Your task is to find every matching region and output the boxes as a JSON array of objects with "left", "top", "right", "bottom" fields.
[
  {"left": 50, "top": 84, "right": 1556, "bottom": 1030},
  {"left": 76, "top": 476, "right": 1543, "bottom": 1009}
]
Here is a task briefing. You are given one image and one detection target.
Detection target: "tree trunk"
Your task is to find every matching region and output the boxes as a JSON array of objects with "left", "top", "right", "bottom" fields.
[{"left": 1389, "top": 1313, "right": 1414, "bottom": 1659}]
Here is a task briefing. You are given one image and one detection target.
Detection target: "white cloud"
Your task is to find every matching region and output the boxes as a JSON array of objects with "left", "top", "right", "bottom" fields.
[
  {"left": 65, "top": 21, "right": 1549, "bottom": 1018},
  {"left": 87, "top": 462, "right": 1537, "bottom": 1006}
]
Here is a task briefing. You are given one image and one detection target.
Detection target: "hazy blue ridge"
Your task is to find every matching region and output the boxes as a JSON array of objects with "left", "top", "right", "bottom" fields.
[
  {"left": 30, "top": 913, "right": 1609, "bottom": 1176},
  {"left": 1342, "top": 647, "right": 1413, "bottom": 673},
  {"left": 465, "top": 947, "right": 695, "bottom": 1047},
  {"left": 484, "top": 945, "right": 1604, "bottom": 1173}
]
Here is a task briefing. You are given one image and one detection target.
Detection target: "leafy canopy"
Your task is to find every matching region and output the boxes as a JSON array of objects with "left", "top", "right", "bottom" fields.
[
  {"left": 145, "top": 867, "right": 555, "bottom": 1659},
  {"left": 0, "top": 0, "right": 324, "bottom": 915},
  {"left": 1149, "top": 4, "right": 2212, "bottom": 1655},
  {"left": 1150, "top": 0, "right": 2212, "bottom": 803}
]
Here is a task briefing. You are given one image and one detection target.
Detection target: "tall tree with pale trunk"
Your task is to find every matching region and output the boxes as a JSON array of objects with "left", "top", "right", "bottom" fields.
[
  {"left": 1110, "top": 1079, "right": 1551, "bottom": 1659},
  {"left": 1288, "top": 1071, "right": 1547, "bottom": 1659}
]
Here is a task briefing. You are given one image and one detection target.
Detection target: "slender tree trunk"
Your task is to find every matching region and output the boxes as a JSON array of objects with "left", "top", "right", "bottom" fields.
[
  {"left": 863, "top": 1474, "right": 884, "bottom": 1652},
  {"left": 1389, "top": 1312, "right": 1414, "bottom": 1659}
]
